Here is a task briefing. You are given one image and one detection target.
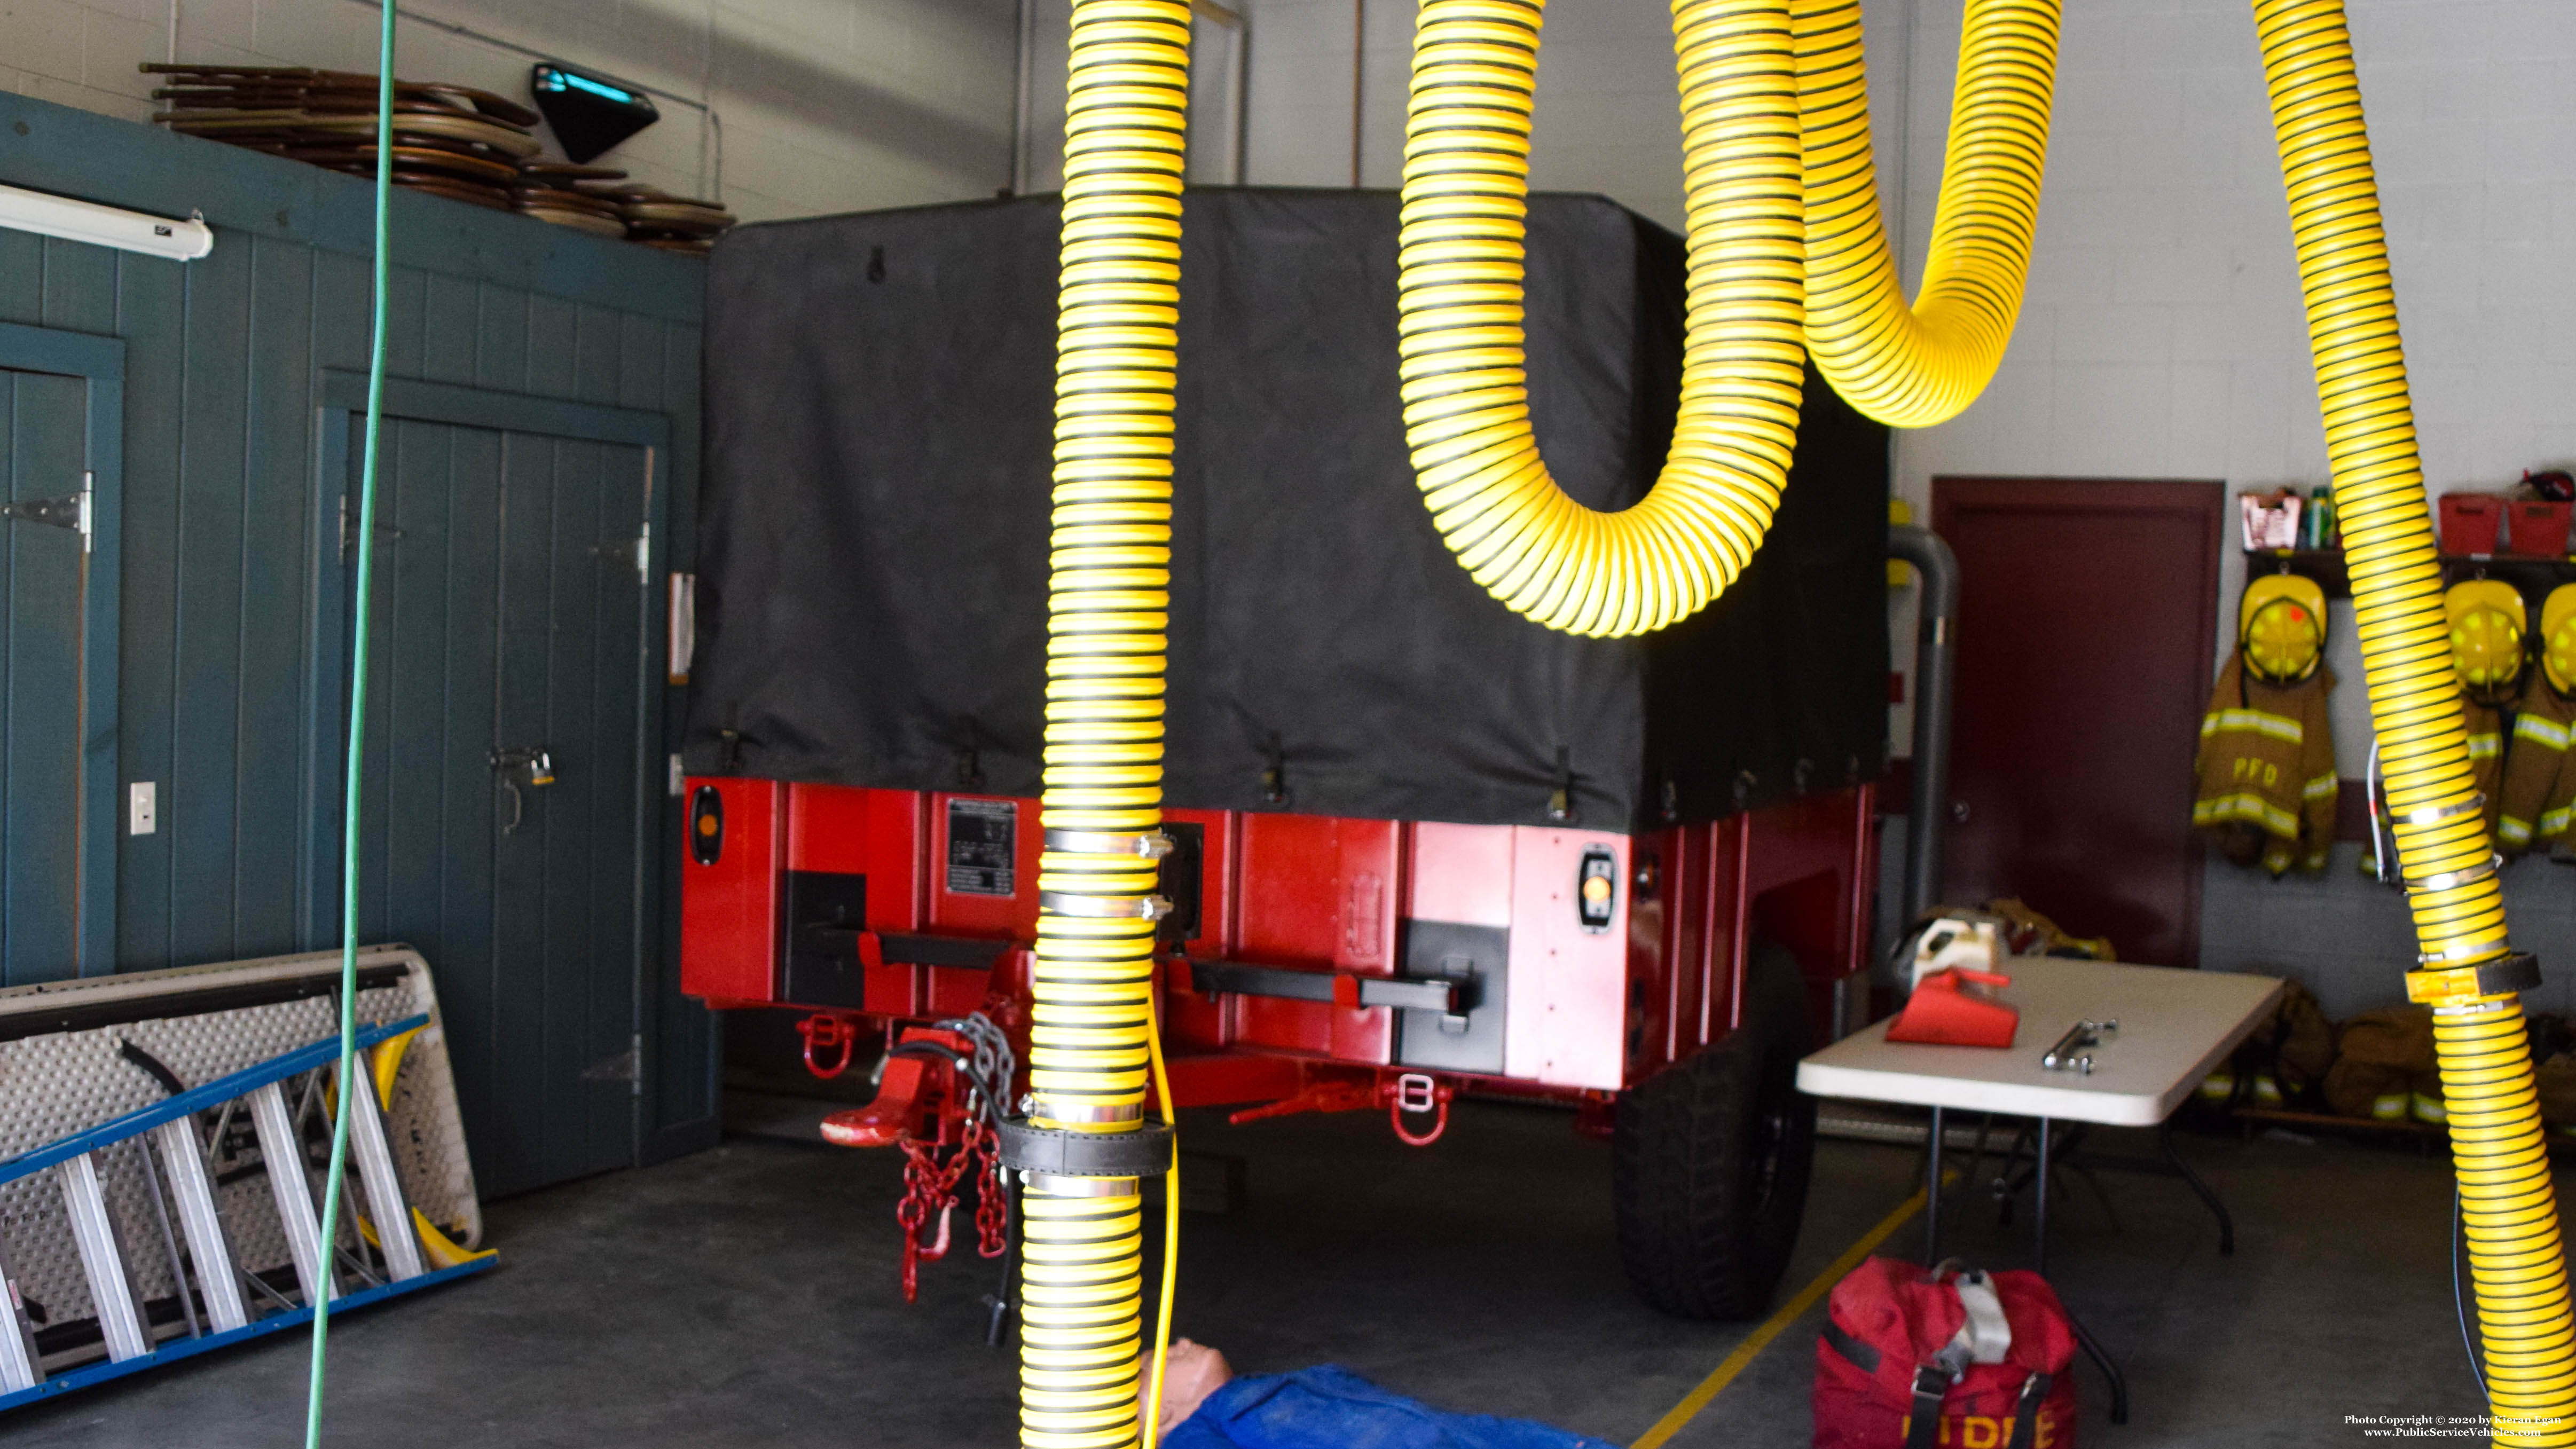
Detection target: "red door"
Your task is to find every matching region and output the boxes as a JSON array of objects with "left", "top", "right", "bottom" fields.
[{"left": 1931, "top": 478, "right": 2225, "bottom": 967}]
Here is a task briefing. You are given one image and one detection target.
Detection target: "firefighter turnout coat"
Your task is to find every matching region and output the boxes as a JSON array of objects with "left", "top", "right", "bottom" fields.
[
  {"left": 2194, "top": 655, "right": 2337, "bottom": 875},
  {"left": 2502, "top": 678, "right": 2576, "bottom": 857}
]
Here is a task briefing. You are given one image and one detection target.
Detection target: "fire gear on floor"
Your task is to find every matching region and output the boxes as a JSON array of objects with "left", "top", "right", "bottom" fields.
[
  {"left": 2193, "top": 655, "right": 2337, "bottom": 876},
  {"left": 2324, "top": 1006, "right": 2441, "bottom": 1124},
  {"left": 1811, "top": 1257, "right": 2078, "bottom": 1449}
]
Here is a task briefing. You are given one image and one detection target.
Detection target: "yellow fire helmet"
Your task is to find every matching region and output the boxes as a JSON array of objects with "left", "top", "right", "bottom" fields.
[
  {"left": 2542, "top": 584, "right": 2576, "bottom": 696},
  {"left": 2446, "top": 578, "right": 2529, "bottom": 700},
  {"left": 2240, "top": 572, "right": 2328, "bottom": 683}
]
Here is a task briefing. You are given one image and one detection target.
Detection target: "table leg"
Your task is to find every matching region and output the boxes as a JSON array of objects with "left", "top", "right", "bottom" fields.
[
  {"left": 1924, "top": 1105, "right": 1945, "bottom": 1264},
  {"left": 2158, "top": 1119, "right": 2235, "bottom": 1256},
  {"left": 2065, "top": 1306, "right": 2131, "bottom": 1426},
  {"left": 2034, "top": 1116, "right": 2052, "bottom": 1279}
]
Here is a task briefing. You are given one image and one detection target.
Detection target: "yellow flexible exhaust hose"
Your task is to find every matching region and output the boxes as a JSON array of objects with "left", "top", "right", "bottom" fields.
[
  {"left": 2253, "top": 2, "right": 2576, "bottom": 1439},
  {"left": 1029, "top": 2, "right": 1189, "bottom": 1445},
  {"left": 1398, "top": 0, "right": 1808, "bottom": 639},
  {"left": 1790, "top": 0, "right": 2057, "bottom": 429},
  {"left": 1397, "top": 0, "right": 2057, "bottom": 639}
]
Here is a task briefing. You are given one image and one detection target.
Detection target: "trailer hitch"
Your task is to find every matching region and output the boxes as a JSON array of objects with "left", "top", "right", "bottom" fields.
[{"left": 1228, "top": 1070, "right": 1455, "bottom": 1147}]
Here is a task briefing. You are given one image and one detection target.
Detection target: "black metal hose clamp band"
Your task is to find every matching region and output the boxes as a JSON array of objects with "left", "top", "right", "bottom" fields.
[
  {"left": 998, "top": 1118, "right": 1175, "bottom": 1178},
  {"left": 2470, "top": 954, "right": 2543, "bottom": 996},
  {"left": 1042, "top": 829, "right": 1174, "bottom": 860},
  {"left": 2396, "top": 793, "right": 2486, "bottom": 828},
  {"left": 1038, "top": 891, "right": 1172, "bottom": 920},
  {"left": 2404, "top": 854, "right": 2503, "bottom": 893},
  {"left": 2420, "top": 935, "right": 2512, "bottom": 966}
]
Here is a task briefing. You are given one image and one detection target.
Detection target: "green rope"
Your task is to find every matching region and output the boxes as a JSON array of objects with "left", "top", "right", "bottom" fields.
[{"left": 305, "top": 3, "right": 397, "bottom": 1442}]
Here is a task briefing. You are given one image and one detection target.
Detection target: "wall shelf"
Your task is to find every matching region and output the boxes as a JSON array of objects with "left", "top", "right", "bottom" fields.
[
  {"left": 2242, "top": 547, "right": 2349, "bottom": 598},
  {"left": 2242, "top": 548, "right": 2576, "bottom": 607}
]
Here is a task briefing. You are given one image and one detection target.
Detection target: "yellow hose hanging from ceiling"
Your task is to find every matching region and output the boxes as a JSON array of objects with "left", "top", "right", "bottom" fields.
[
  {"left": 1399, "top": 0, "right": 1809, "bottom": 640},
  {"left": 1394, "top": 0, "right": 2574, "bottom": 1435},
  {"left": 1397, "top": 0, "right": 2057, "bottom": 640},
  {"left": 1028, "top": 2, "right": 1188, "bottom": 1446},
  {"left": 2252, "top": 2, "right": 2576, "bottom": 1439},
  {"left": 1791, "top": 0, "right": 2057, "bottom": 428}
]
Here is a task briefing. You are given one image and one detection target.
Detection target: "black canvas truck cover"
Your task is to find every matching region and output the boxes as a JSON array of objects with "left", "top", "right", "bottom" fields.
[{"left": 687, "top": 188, "right": 1888, "bottom": 833}]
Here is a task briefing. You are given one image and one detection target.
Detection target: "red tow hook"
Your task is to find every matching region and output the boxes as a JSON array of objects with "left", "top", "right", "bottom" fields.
[{"left": 797, "top": 1012, "right": 860, "bottom": 1078}]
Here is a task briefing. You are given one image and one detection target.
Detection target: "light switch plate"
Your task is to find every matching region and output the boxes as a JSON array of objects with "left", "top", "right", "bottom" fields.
[{"left": 128, "top": 782, "right": 156, "bottom": 836}]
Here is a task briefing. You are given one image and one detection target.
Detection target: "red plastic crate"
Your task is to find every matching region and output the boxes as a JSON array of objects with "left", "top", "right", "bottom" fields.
[
  {"left": 2508, "top": 499, "right": 2572, "bottom": 557},
  {"left": 2439, "top": 493, "right": 2503, "bottom": 556}
]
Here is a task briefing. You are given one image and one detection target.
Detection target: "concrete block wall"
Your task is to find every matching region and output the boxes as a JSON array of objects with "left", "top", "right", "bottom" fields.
[
  {"left": 0, "top": 0, "right": 1019, "bottom": 222},
  {"left": 1225, "top": 0, "right": 1910, "bottom": 220},
  {"left": 1888, "top": 0, "right": 2576, "bottom": 1018}
]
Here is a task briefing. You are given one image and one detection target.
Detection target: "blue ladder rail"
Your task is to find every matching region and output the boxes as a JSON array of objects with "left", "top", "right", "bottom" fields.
[{"left": 0, "top": 1013, "right": 498, "bottom": 1413}]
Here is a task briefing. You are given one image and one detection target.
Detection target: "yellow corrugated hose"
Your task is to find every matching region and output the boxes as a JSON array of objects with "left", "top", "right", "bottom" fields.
[
  {"left": 1386, "top": 0, "right": 2573, "bottom": 1437},
  {"left": 1020, "top": 0, "right": 2575, "bottom": 1442},
  {"left": 1030, "top": 2, "right": 1189, "bottom": 1446},
  {"left": 2253, "top": 3, "right": 2575, "bottom": 1440},
  {"left": 1395, "top": 0, "right": 2058, "bottom": 639},
  {"left": 1790, "top": 0, "right": 2057, "bottom": 428},
  {"left": 1399, "top": 0, "right": 1807, "bottom": 639}
]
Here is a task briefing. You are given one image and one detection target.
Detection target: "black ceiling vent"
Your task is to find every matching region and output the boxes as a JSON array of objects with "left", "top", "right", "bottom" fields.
[{"left": 530, "top": 64, "right": 659, "bottom": 164}]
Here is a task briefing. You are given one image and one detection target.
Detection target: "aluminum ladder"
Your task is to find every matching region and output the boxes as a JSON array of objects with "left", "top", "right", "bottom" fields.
[{"left": 0, "top": 1014, "right": 495, "bottom": 1411}]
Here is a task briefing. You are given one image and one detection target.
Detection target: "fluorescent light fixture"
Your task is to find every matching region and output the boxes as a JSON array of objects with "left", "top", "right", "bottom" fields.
[{"left": 0, "top": 182, "right": 213, "bottom": 261}]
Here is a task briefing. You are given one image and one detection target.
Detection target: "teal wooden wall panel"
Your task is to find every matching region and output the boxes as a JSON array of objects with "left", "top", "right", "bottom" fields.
[
  {"left": 169, "top": 229, "right": 253, "bottom": 967},
  {"left": 0, "top": 232, "right": 36, "bottom": 320},
  {"left": 237, "top": 235, "right": 316, "bottom": 954},
  {"left": 113, "top": 254, "right": 186, "bottom": 976},
  {"left": 0, "top": 86, "right": 721, "bottom": 1178}
]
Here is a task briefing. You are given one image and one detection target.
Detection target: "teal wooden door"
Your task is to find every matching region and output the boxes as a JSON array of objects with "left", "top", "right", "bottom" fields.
[
  {"left": 343, "top": 417, "right": 653, "bottom": 1198},
  {"left": 0, "top": 332, "right": 120, "bottom": 987}
]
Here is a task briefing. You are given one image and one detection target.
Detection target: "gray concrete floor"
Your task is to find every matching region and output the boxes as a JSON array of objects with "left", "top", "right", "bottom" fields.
[{"left": 0, "top": 1100, "right": 2544, "bottom": 1446}]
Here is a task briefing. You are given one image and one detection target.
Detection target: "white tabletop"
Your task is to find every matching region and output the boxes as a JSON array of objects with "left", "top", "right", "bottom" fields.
[{"left": 1796, "top": 957, "right": 2286, "bottom": 1127}]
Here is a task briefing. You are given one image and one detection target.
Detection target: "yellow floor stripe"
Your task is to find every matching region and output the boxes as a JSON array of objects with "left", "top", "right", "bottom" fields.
[{"left": 1629, "top": 1186, "right": 1931, "bottom": 1449}]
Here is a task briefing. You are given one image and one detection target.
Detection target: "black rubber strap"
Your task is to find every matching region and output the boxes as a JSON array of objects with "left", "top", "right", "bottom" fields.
[
  {"left": 2014, "top": 1371, "right": 2052, "bottom": 1447},
  {"left": 996, "top": 1119, "right": 1174, "bottom": 1178},
  {"left": 1906, "top": 1365, "right": 1949, "bottom": 1449},
  {"left": 1820, "top": 1318, "right": 1880, "bottom": 1374}
]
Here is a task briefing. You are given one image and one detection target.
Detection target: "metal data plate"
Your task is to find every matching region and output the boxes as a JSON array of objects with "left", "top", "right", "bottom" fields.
[{"left": 0, "top": 947, "right": 478, "bottom": 1349}]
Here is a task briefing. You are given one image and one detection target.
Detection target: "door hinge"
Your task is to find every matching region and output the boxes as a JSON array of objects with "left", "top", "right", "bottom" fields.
[
  {"left": 336, "top": 494, "right": 403, "bottom": 561},
  {"left": 583, "top": 1034, "right": 643, "bottom": 1097},
  {"left": 592, "top": 525, "right": 650, "bottom": 582},
  {"left": 5, "top": 473, "right": 91, "bottom": 553}
]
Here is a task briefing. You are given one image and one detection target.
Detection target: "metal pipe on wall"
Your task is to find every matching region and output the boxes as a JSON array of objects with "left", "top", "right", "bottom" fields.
[
  {"left": 1349, "top": 0, "right": 1364, "bottom": 186},
  {"left": 1889, "top": 523, "right": 1958, "bottom": 927},
  {"left": 1012, "top": 0, "right": 1036, "bottom": 194}
]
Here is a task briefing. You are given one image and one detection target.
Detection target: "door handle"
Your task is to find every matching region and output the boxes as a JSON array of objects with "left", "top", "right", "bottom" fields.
[{"left": 491, "top": 746, "right": 556, "bottom": 834}]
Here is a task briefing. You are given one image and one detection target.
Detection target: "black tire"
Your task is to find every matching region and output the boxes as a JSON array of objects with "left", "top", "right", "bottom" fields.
[{"left": 1612, "top": 943, "right": 1818, "bottom": 1319}]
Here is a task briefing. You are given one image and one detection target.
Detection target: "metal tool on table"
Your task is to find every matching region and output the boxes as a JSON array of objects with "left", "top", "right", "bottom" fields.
[
  {"left": 0, "top": 1017, "right": 494, "bottom": 1411},
  {"left": 2040, "top": 1019, "right": 2119, "bottom": 1075}
]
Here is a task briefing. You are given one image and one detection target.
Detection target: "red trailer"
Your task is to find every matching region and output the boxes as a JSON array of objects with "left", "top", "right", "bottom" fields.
[
  {"left": 680, "top": 190, "right": 1894, "bottom": 1318},
  {"left": 681, "top": 776, "right": 1878, "bottom": 1317}
]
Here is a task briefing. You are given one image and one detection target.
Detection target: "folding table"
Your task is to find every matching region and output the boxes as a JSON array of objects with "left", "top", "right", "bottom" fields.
[{"left": 1796, "top": 956, "right": 2286, "bottom": 1423}]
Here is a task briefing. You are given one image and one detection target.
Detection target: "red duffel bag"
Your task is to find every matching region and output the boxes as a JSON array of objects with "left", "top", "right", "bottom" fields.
[{"left": 1813, "top": 1257, "right": 2078, "bottom": 1449}]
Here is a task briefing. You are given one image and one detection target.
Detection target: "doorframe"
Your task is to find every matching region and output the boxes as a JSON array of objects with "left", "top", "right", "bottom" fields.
[
  {"left": 1929, "top": 476, "right": 2225, "bottom": 967},
  {"left": 0, "top": 320, "right": 125, "bottom": 979},
  {"left": 300, "top": 371, "right": 671, "bottom": 1160}
]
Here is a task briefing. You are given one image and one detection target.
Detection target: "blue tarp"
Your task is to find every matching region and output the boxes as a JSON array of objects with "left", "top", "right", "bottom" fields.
[{"left": 1165, "top": 1366, "right": 1620, "bottom": 1449}]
